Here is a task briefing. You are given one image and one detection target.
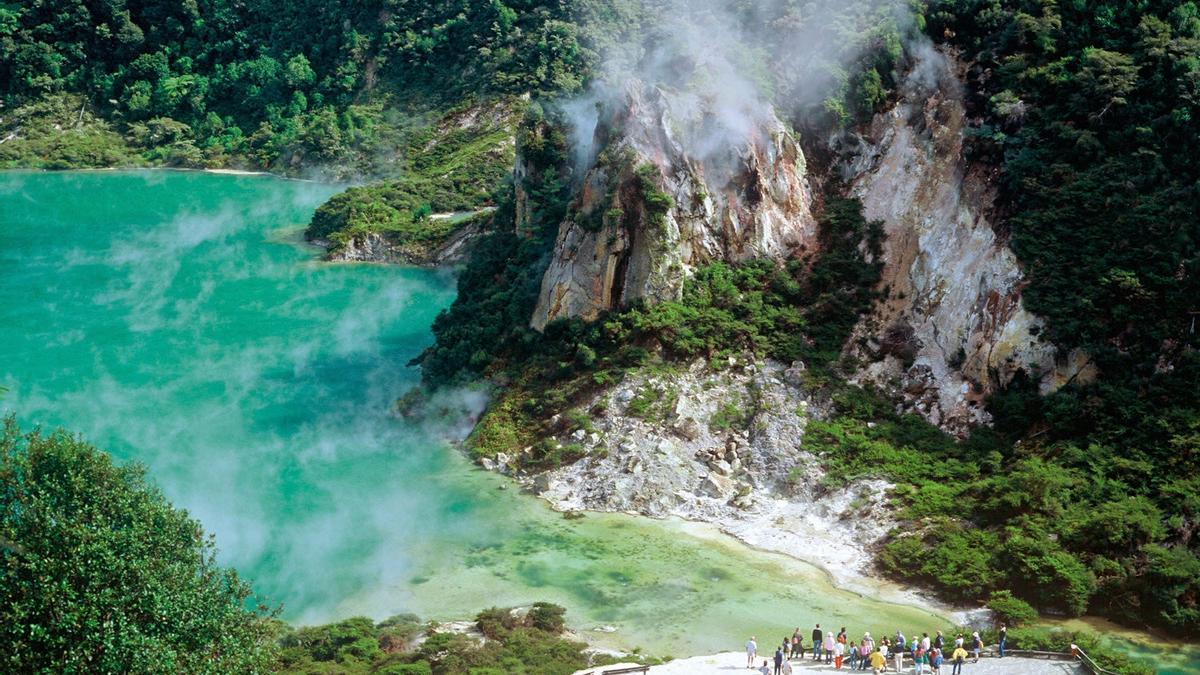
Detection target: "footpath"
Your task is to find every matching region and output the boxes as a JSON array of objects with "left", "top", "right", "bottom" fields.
[{"left": 577, "top": 653, "right": 1084, "bottom": 675}]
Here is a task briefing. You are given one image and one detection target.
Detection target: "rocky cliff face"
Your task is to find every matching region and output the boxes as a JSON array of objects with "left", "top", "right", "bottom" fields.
[
  {"left": 835, "top": 46, "right": 1092, "bottom": 433},
  {"left": 530, "top": 82, "right": 817, "bottom": 330},
  {"left": 522, "top": 47, "right": 1088, "bottom": 434}
]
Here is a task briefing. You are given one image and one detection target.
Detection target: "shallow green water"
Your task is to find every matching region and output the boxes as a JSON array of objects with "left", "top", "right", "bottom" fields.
[{"left": 0, "top": 169, "right": 1013, "bottom": 655}]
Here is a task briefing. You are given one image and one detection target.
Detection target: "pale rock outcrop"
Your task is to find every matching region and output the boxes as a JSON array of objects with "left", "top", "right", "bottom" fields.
[
  {"left": 837, "top": 46, "right": 1093, "bottom": 433},
  {"left": 524, "top": 359, "right": 905, "bottom": 595},
  {"left": 530, "top": 82, "right": 817, "bottom": 330},
  {"left": 321, "top": 212, "right": 489, "bottom": 266}
]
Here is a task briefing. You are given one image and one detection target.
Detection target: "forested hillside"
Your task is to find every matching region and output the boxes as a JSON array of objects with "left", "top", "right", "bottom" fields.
[
  {"left": 925, "top": 0, "right": 1200, "bottom": 632},
  {"left": 412, "top": 0, "right": 1200, "bottom": 638},
  {"left": 0, "top": 0, "right": 629, "bottom": 171},
  {"left": 2, "top": 0, "right": 1197, "bottom": 645}
]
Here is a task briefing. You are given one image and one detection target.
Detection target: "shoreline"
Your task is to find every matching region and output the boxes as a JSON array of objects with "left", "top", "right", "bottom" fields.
[
  {"left": 1, "top": 164, "right": 342, "bottom": 185},
  {"left": 535, "top": 493, "right": 971, "bottom": 627}
]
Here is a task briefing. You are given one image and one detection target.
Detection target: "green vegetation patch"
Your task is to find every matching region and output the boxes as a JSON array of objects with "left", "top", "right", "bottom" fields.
[
  {"left": 0, "top": 0, "right": 622, "bottom": 172},
  {"left": 803, "top": 373, "right": 1200, "bottom": 635},
  {"left": 0, "top": 95, "right": 144, "bottom": 169},
  {"left": 276, "top": 604, "right": 607, "bottom": 675},
  {"left": 305, "top": 99, "right": 524, "bottom": 255}
]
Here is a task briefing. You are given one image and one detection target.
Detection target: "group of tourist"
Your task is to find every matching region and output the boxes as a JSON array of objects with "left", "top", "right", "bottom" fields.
[{"left": 745, "top": 624, "right": 995, "bottom": 675}]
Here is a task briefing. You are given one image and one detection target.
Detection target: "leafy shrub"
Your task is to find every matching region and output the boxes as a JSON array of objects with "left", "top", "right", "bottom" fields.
[
  {"left": 0, "top": 419, "right": 278, "bottom": 672},
  {"left": 985, "top": 591, "right": 1038, "bottom": 627},
  {"left": 709, "top": 400, "right": 748, "bottom": 431},
  {"left": 528, "top": 602, "right": 567, "bottom": 633}
]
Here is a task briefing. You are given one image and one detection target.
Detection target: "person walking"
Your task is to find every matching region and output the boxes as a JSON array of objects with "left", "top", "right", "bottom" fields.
[
  {"left": 910, "top": 646, "right": 924, "bottom": 675},
  {"left": 824, "top": 630, "right": 836, "bottom": 663},
  {"left": 997, "top": 625, "right": 1007, "bottom": 658},
  {"left": 930, "top": 648, "right": 944, "bottom": 675},
  {"left": 747, "top": 636, "right": 758, "bottom": 669},
  {"left": 813, "top": 625, "right": 824, "bottom": 661},
  {"left": 970, "top": 632, "right": 982, "bottom": 663},
  {"left": 870, "top": 648, "right": 887, "bottom": 675},
  {"left": 775, "top": 645, "right": 785, "bottom": 675},
  {"left": 950, "top": 645, "right": 968, "bottom": 675}
]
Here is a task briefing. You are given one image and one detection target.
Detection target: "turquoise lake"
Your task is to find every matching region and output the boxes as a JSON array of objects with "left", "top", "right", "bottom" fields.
[{"left": 0, "top": 170, "right": 1185, "bottom": 670}]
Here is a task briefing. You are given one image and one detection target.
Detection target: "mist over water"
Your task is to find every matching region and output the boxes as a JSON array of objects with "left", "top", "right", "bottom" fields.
[
  {"left": 1, "top": 171, "right": 952, "bottom": 654},
  {"left": 0, "top": 170, "right": 466, "bottom": 617}
]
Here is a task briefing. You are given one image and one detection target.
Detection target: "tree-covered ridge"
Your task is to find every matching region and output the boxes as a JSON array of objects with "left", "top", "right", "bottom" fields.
[
  {"left": 930, "top": 0, "right": 1200, "bottom": 367},
  {"left": 911, "top": 0, "right": 1200, "bottom": 633},
  {"left": 0, "top": 0, "right": 622, "bottom": 171}
]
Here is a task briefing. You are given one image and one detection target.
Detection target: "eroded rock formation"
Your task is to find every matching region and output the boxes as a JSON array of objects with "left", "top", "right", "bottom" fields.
[
  {"left": 837, "top": 46, "right": 1093, "bottom": 433},
  {"left": 530, "top": 81, "right": 817, "bottom": 330}
]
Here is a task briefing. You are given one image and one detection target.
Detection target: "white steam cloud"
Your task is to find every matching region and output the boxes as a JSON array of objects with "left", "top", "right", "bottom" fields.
[{"left": 561, "top": 0, "right": 916, "bottom": 174}]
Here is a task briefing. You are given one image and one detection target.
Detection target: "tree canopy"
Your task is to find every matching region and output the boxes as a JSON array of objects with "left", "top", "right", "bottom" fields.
[{"left": 0, "top": 418, "right": 278, "bottom": 673}]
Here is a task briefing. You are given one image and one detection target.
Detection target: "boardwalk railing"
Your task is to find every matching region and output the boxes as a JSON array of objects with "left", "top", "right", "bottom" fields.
[
  {"left": 890, "top": 645, "right": 1114, "bottom": 674},
  {"left": 1073, "top": 644, "right": 1118, "bottom": 675}
]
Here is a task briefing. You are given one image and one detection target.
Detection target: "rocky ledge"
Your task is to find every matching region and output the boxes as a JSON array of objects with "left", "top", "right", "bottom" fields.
[{"left": 318, "top": 209, "right": 492, "bottom": 266}]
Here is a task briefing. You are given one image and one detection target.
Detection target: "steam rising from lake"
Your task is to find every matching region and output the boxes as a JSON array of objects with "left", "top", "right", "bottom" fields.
[
  {"left": 0, "top": 171, "right": 950, "bottom": 651},
  {"left": 0, "top": 170, "right": 468, "bottom": 618}
]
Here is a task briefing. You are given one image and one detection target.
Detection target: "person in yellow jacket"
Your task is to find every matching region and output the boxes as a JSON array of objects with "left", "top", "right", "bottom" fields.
[
  {"left": 950, "top": 646, "right": 969, "bottom": 675},
  {"left": 870, "top": 648, "right": 888, "bottom": 674}
]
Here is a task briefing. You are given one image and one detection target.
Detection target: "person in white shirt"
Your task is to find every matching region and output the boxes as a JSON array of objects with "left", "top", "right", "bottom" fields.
[{"left": 747, "top": 636, "right": 758, "bottom": 669}]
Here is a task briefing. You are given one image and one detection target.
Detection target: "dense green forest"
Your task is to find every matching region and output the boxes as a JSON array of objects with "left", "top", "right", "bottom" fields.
[
  {"left": 0, "top": 0, "right": 632, "bottom": 171},
  {"left": 2, "top": 0, "right": 1197, "bottom": 654},
  {"left": 921, "top": 0, "right": 1200, "bottom": 633},
  {"left": 0, "top": 419, "right": 278, "bottom": 672}
]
